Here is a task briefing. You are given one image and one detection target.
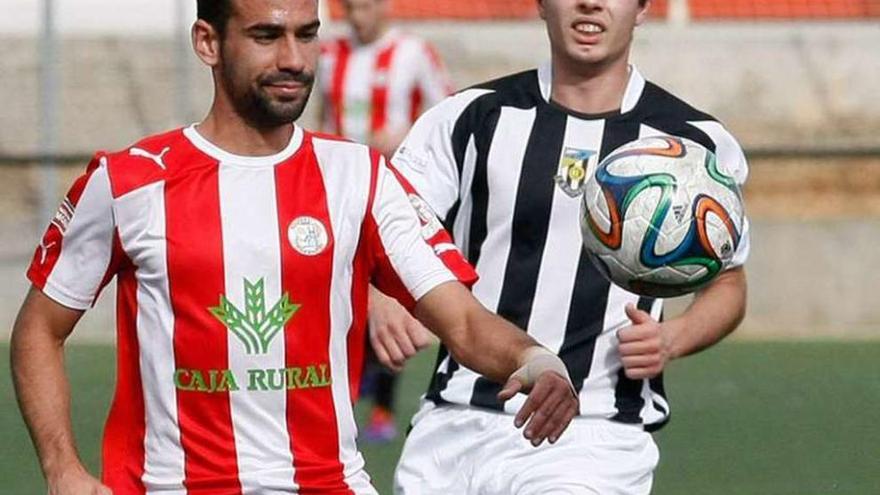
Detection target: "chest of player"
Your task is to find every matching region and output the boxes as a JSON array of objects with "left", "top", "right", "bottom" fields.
[{"left": 111, "top": 160, "right": 367, "bottom": 316}]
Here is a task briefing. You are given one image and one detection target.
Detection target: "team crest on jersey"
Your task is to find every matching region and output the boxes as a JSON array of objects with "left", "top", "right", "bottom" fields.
[
  {"left": 408, "top": 194, "right": 443, "bottom": 240},
  {"left": 555, "top": 147, "right": 596, "bottom": 197},
  {"left": 208, "top": 277, "right": 300, "bottom": 355},
  {"left": 288, "top": 216, "right": 329, "bottom": 256}
]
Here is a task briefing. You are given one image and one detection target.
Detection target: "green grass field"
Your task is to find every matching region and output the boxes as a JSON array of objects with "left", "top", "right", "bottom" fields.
[{"left": 2, "top": 341, "right": 879, "bottom": 494}]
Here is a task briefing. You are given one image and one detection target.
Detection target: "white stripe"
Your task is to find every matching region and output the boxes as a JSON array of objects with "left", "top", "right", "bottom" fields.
[
  {"left": 451, "top": 134, "right": 477, "bottom": 260},
  {"left": 341, "top": 47, "right": 376, "bottom": 145},
  {"left": 115, "top": 182, "right": 186, "bottom": 491},
  {"left": 313, "top": 138, "right": 372, "bottom": 481},
  {"left": 218, "top": 164, "right": 296, "bottom": 492},
  {"left": 44, "top": 165, "right": 115, "bottom": 310},
  {"left": 443, "top": 106, "right": 535, "bottom": 405}
]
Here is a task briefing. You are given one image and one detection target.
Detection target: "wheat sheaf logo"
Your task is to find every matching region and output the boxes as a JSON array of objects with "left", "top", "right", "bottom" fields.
[{"left": 208, "top": 278, "right": 300, "bottom": 355}]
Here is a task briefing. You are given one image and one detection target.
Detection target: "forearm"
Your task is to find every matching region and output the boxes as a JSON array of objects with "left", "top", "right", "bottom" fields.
[
  {"left": 664, "top": 267, "right": 747, "bottom": 360},
  {"left": 414, "top": 284, "right": 539, "bottom": 383},
  {"left": 11, "top": 297, "right": 84, "bottom": 481}
]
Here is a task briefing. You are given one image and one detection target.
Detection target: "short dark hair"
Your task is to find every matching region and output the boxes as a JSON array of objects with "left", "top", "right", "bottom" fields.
[{"left": 197, "top": 0, "right": 234, "bottom": 36}]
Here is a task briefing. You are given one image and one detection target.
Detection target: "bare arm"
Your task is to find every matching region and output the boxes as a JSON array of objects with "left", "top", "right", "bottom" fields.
[
  {"left": 413, "top": 281, "right": 579, "bottom": 445},
  {"left": 619, "top": 267, "right": 748, "bottom": 379},
  {"left": 11, "top": 288, "right": 110, "bottom": 495}
]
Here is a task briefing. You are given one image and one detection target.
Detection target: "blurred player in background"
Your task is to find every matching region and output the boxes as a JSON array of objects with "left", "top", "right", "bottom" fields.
[
  {"left": 318, "top": 0, "right": 454, "bottom": 442},
  {"left": 371, "top": 0, "right": 752, "bottom": 493},
  {"left": 9, "top": 1, "right": 578, "bottom": 493}
]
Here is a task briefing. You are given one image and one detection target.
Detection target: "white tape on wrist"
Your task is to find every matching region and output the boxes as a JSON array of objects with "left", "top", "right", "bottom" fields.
[{"left": 511, "top": 346, "right": 575, "bottom": 393}]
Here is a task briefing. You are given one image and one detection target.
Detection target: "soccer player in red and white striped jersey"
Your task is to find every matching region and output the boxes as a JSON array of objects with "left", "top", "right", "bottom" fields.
[
  {"left": 10, "top": 1, "right": 577, "bottom": 494},
  {"left": 318, "top": 0, "right": 452, "bottom": 157}
]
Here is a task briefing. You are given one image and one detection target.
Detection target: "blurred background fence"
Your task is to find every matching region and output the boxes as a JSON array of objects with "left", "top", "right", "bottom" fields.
[{"left": 1, "top": 0, "right": 879, "bottom": 342}]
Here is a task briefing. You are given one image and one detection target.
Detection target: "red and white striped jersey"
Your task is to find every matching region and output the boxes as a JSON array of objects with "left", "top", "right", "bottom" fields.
[
  {"left": 27, "top": 125, "right": 476, "bottom": 494},
  {"left": 318, "top": 29, "right": 452, "bottom": 145}
]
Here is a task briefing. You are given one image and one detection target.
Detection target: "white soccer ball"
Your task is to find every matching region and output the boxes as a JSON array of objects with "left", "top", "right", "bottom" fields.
[{"left": 580, "top": 136, "right": 745, "bottom": 297}]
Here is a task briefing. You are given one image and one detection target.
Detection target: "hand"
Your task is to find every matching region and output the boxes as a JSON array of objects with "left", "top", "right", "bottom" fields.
[
  {"left": 47, "top": 465, "right": 112, "bottom": 495},
  {"left": 368, "top": 287, "right": 434, "bottom": 372},
  {"left": 618, "top": 303, "right": 671, "bottom": 380},
  {"left": 498, "top": 371, "right": 579, "bottom": 447},
  {"left": 497, "top": 348, "right": 580, "bottom": 447}
]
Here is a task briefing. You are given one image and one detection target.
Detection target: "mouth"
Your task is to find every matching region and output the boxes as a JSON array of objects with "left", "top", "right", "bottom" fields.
[
  {"left": 263, "top": 81, "right": 309, "bottom": 99},
  {"left": 572, "top": 20, "right": 606, "bottom": 42}
]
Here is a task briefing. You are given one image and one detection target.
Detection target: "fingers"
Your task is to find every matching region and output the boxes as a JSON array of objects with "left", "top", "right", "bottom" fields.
[
  {"left": 624, "top": 303, "right": 652, "bottom": 325},
  {"left": 368, "top": 328, "right": 403, "bottom": 372},
  {"left": 514, "top": 373, "right": 579, "bottom": 447},
  {"left": 497, "top": 377, "right": 523, "bottom": 403},
  {"left": 97, "top": 486, "right": 114, "bottom": 495}
]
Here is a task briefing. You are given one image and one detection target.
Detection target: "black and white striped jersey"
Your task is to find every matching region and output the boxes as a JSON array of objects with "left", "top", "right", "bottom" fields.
[{"left": 392, "top": 64, "right": 751, "bottom": 429}]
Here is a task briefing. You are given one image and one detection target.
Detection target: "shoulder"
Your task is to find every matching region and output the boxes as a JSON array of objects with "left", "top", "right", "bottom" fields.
[
  {"left": 102, "top": 128, "right": 186, "bottom": 199},
  {"left": 635, "top": 81, "right": 747, "bottom": 179},
  {"left": 419, "top": 69, "right": 542, "bottom": 129},
  {"left": 637, "top": 81, "right": 716, "bottom": 123},
  {"left": 307, "top": 130, "right": 382, "bottom": 166}
]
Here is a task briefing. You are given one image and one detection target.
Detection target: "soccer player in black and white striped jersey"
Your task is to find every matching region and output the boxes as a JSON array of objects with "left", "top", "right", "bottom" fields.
[{"left": 368, "top": 0, "right": 750, "bottom": 493}]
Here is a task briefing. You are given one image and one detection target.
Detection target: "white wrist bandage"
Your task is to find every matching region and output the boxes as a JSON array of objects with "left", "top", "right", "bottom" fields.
[{"left": 510, "top": 346, "right": 575, "bottom": 393}]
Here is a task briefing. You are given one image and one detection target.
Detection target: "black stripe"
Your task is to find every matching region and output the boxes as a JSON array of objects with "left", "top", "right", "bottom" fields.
[
  {"left": 424, "top": 345, "right": 454, "bottom": 405},
  {"left": 469, "top": 103, "right": 568, "bottom": 410},
  {"left": 611, "top": 296, "right": 655, "bottom": 424}
]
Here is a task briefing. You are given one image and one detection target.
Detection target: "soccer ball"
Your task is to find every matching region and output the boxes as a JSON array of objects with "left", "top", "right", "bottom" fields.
[{"left": 580, "top": 136, "right": 744, "bottom": 298}]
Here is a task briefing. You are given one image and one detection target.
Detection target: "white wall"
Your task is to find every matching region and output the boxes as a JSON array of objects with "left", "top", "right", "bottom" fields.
[{"left": 0, "top": 0, "right": 193, "bottom": 35}]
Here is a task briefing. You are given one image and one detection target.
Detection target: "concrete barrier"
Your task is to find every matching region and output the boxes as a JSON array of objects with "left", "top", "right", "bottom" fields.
[{"left": 1, "top": 22, "right": 878, "bottom": 154}]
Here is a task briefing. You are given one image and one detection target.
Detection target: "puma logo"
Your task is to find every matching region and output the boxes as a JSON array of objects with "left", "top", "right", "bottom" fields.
[
  {"left": 39, "top": 240, "right": 57, "bottom": 264},
  {"left": 130, "top": 146, "right": 171, "bottom": 169}
]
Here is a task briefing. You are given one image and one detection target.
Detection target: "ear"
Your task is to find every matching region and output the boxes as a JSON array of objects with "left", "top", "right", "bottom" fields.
[
  {"left": 192, "top": 19, "right": 222, "bottom": 68},
  {"left": 537, "top": 0, "right": 547, "bottom": 20},
  {"left": 635, "top": 0, "right": 651, "bottom": 26}
]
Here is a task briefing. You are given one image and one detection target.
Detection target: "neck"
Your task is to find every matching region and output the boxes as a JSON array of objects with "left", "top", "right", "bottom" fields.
[
  {"left": 197, "top": 93, "right": 294, "bottom": 156},
  {"left": 550, "top": 55, "right": 632, "bottom": 115},
  {"left": 358, "top": 23, "right": 389, "bottom": 45}
]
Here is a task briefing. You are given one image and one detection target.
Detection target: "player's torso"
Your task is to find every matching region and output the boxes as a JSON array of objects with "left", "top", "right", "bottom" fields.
[
  {"left": 103, "top": 127, "right": 373, "bottom": 492},
  {"left": 429, "top": 69, "right": 687, "bottom": 426},
  {"left": 320, "top": 32, "right": 424, "bottom": 142}
]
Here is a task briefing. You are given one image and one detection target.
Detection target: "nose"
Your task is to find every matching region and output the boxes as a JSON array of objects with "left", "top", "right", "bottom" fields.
[
  {"left": 578, "top": 0, "right": 605, "bottom": 11},
  {"left": 277, "top": 35, "right": 307, "bottom": 73}
]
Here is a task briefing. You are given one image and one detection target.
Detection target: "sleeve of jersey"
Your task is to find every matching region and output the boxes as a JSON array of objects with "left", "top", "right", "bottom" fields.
[
  {"left": 690, "top": 120, "right": 751, "bottom": 269},
  {"left": 391, "top": 93, "right": 474, "bottom": 220},
  {"left": 368, "top": 159, "right": 478, "bottom": 310},
  {"left": 26, "top": 154, "right": 120, "bottom": 310}
]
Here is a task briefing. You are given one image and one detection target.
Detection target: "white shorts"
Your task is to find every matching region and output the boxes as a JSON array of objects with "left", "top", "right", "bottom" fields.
[{"left": 394, "top": 402, "right": 659, "bottom": 495}]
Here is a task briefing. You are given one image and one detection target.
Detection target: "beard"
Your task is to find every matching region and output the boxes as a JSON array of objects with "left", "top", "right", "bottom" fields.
[{"left": 222, "top": 60, "right": 316, "bottom": 129}]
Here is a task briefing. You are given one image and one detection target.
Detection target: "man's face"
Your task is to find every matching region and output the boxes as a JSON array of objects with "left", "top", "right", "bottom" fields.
[
  {"left": 343, "top": 0, "right": 388, "bottom": 44},
  {"left": 217, "top": 0, "right": 321, "bottom": 128},
  {"left": 540, "top": 0, "right": 649, "bottom": 70}
]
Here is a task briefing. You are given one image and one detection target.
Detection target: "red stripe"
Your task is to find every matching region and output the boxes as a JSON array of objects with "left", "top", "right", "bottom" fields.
[
  {"left": 275, "top": 137, "right": 352, "bottom": 493},
  {"left": 101, "top": 244, "right": 146, "bottom": 494},
  {"left": 330, "top": 39, "right": 351, "bottom": 137},
  {"left": 370, "top": 42, "right": 398, "bottom": 135},
  {"left": 27, "top": 154, "right": 105, "bottom": 293},
  {"left": 165, "top": 152, "right": 241, "bottom": 493},
  {"left": 408, "top": 86, "right": 424, "bottom": 125}
]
